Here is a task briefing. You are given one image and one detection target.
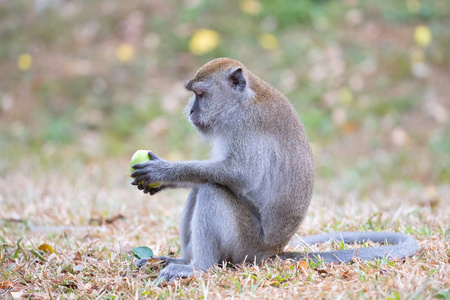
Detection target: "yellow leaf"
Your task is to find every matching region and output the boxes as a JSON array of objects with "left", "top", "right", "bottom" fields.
[
  {"left": 0, "top": 281, "right": 23, "bottom": 291},
  {"left": 239, "top": 0, "right": 262, "bottom": 15},
  {"left": 414, "top": 25, "right": 432, "bottom": 47},
  {"left": 17, "top": 54, "right": 33, "bottom": 71},
  {"left": 297, "top": 260, "right": 309, "bottom": 270},
  {"left": 189, "top": 29, "right": 220, "bottom": 56},
  {"left": 38, "top": 243, "right": 55, "bottom": 254},
  {"left": 116, "top": 43, "right": 135, "bottom": 62},
  {"left": 259, "top": 33, "right": 279, "bottom": 50}
]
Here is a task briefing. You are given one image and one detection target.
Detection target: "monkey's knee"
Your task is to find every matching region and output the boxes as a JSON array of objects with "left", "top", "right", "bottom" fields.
[
  {"left": 193, "top": 183, "right": 235, "bottom": 227},
  {"left": 193, "top": 183, "right": 264, "bottom": 263}
]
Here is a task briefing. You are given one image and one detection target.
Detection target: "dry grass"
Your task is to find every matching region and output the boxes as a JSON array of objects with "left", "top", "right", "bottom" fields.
[{"left": 0, "top": 159, "right": 448, "bottom": 299}]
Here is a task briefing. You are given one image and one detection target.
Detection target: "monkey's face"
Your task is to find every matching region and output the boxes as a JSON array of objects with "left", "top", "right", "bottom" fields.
[
  {"left": 183, "top": 78, "right": 213, "bottom": 133},
  {"left": 188, "top": 91, "right": 207, "bottom": 131},
  {"left": 184, "top": 66, "right": 251, "bottom": 135},
  {"left": 185, "top": 80, "right": 241, "bottom": 134}
]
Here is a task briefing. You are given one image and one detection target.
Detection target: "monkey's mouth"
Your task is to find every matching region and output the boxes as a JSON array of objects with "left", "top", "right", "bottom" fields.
[
  {"left": 192, "top": 120, "right": 208, "bottom": 130},
  {"left": 190, "top": 118, "right": 209, "bottom": 131},
  {"left": 190, "top": 114, "right": 207, "bottom": 130}
]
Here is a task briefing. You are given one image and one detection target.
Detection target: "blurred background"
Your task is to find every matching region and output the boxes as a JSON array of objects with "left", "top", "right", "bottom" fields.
[{"left": 1, "top": 0, "right": 449, "bottom": 194}]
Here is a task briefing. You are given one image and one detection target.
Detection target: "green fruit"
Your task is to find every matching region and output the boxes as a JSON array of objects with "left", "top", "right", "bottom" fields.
[{"left": 130, "top": 150, "right": 162, "bottom": 189}]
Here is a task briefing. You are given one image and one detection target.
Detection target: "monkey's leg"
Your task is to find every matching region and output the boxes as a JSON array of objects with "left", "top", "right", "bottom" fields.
[
  {"left": 155, "top": 188, "right": 198, "bottom": 267},
  {"left": 157, "top": 183, "right": 262, "bottom": 283}
]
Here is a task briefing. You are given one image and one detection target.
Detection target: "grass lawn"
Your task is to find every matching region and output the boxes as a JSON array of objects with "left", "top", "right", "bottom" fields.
[{"left": 0, "top": 156, "right": 448, "bottom": 299}]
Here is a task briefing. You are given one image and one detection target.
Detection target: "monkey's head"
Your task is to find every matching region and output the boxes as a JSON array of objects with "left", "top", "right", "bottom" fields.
[{"left": 184, "top": 58, "right": 255, "bottom": 135}]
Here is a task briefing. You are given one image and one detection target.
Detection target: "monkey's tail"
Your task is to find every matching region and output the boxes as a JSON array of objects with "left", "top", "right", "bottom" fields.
[{"left": 278, "top": 231, "right": 419, "bottom": 263}]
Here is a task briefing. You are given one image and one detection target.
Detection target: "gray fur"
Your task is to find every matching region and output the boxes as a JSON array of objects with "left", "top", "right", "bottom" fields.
[
  {"left": 280, "top": 231, "right": 419, "bottom": 263},
  {"left": 131, "top": 58, "right": 418, "bottom": 284}
]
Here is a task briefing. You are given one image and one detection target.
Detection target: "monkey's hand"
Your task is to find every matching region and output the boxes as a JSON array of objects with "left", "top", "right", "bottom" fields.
[
  {"left": 131, "top": 151, "right": 171, "bottom": 194},
  {"left": 131, "top": 182, "right": 170, "bottom": 195}
]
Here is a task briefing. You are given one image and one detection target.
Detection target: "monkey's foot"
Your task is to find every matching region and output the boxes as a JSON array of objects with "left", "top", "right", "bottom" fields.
[
  {"left": 156, "top": 264, "right": 202, "bottom": 284},
  {"left": 155, "top": 256, "right": 188, "bottom": 266}
]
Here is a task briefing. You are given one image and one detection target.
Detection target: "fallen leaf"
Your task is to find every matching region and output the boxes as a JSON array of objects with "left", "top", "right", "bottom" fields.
[
  {"left": 60, "top": 282, "right": 78, "bottom": 290},
  {"left": 131, "top": 246, "right": 154, "bottom": 259},
  {"left": 342, "top": 269, "right": 353, "bottom": 280},
  {"left": 105, "top": 214, "right": 125, "bottom": 224},
  {"left": 74, "top": 251, "right": 82, "bottom": 261},
  {"left": 38, "top": 244, "right": 54, "bottom": 254},
  {"left": 147, "top": 257, "right": 163, "bottom": 267},
  {"left": 89, "top": 214, "right": 125, "bottom": 226},
  {"left": 315, "top": 268, "right": 330, "bottom": 277},
  {"left": 0, "top": 281, "right": 24, "bottom": 291},
  {"left": 297, "top": 260, "right": 309, "bottom": 270}
]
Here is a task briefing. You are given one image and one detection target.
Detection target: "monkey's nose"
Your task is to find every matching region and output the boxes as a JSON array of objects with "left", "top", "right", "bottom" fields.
[{"left": 190, "top": 109, "right": 194, "bottom": 115}]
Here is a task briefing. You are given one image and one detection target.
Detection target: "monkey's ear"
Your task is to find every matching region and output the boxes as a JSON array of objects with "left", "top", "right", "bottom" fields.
[{"left": 227, "top": 68, "right": 246, "bottom": 92}]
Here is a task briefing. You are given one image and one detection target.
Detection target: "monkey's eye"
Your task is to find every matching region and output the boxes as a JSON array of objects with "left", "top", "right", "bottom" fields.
[{"left": 195, "top": 91, "right": 204, "bottom": 99}]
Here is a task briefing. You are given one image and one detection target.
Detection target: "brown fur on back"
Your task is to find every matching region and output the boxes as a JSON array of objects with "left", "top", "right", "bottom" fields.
[
  {"left": 185, "top": 58, "right": 304, "bottom": 139},
  {"left": 186, "top": 58, "right": 245, "bottom": 91}
]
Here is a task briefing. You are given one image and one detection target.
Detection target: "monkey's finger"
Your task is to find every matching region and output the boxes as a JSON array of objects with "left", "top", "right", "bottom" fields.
[
  {"left": 131, "top": 168, "right": 150, "bottom": 178},
  {"left": 131, "top": 162, "right": 151, "bottom": 171},
  {"left": 133, "top": 175, "right": 151, "bottom": 185},
  {"left": 130, "top": 178, "right": 142, "bottom": 187},
  {"left": 148, "top": 151, "right": 160, "bottom": 161},
  {"left": 134, "top": 258, "right": 148, "bottom": 268},
  {"left": 149, "top": 186, "right": 165, "bottom": 195},
  {"left": 137, "top": 184, "right": 144, "bottom": 191}
]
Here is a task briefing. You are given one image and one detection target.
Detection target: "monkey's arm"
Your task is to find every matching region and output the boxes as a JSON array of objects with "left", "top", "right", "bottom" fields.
[{"left": 131, "top": 151, "right": 237, "bottom": 194}]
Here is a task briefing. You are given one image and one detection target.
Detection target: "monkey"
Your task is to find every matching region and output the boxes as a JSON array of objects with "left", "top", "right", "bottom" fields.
[{"left": 131, "top": 58, "right": 418, "bottom": 283}]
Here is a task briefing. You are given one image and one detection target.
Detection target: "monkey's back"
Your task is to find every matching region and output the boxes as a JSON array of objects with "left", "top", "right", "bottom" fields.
[{"left": 242, "top": 71, "right": 315, "bottom": 248}]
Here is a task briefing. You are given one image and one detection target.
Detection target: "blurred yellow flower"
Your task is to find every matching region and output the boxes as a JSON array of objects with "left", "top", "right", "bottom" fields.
[
  {"left": 17, "top": 54, "right": 32, "bottom": 71},
  {"left": 414, "top": 25, "right": 432, "bottom": 47},
  {"left": 406, "top": 0, "right": 421, "bottom": 13},
  {"left": 240, "top": 0, "right": 262, "bottom": 15},
  {"left": 338, "top": 87, "right": 353, "bottom": 105},
  {"left": 259, "top": 33, "right": 278, "bottom": 50},
  {"left": 189, "top": 29, "right": 220, "bottom": 56},
  {"left": 116, "top": 44, "right": 135, "bottom": 62}
]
